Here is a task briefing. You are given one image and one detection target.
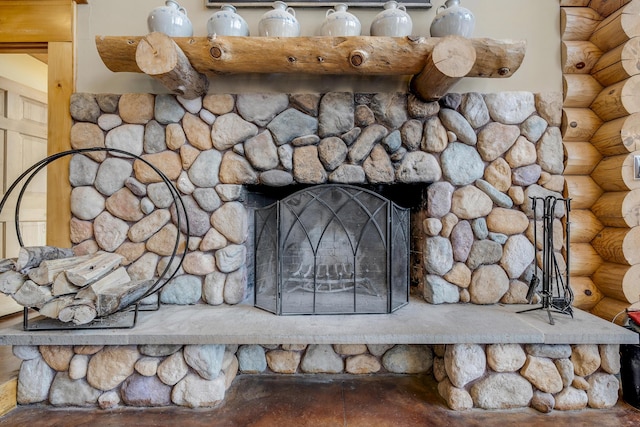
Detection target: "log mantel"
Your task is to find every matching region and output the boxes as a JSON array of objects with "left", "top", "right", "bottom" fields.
[{"left": 95, "top": 34, "right": 526, "bottom": 101}]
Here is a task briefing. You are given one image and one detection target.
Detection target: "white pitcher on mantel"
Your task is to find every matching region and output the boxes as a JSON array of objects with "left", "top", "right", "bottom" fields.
[
  {"left": 430, "top": 0, "right": 475, "bottom": 38},
  {"left": 370, "top": 1, "right": 413, "bottom": 37},
  {"left": 320, "top": 4, "right": 361, "bottom": 36},
  {"left": 258, "top": 1, "right": 301, "bottom": 37},
  {"left": 207, "top": 4, "right": 250, "bottom": 37},
  {"left": 147, "top": 0, "right": 193, "bottom": 37}
]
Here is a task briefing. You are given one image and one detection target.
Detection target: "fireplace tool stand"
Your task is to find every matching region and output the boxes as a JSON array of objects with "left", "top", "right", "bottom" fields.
[{"left": 518, "top": 196, "right": 573, "bottom": 325}]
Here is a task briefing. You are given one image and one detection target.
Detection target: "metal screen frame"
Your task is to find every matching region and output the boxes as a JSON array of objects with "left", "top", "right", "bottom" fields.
[{"left": 254, "top": 184, "right": 409, "bottom": 315}]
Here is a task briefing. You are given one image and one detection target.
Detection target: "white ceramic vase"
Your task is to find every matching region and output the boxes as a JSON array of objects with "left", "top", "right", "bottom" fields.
[
  {"left": 320, "top": 4, "right": 361, "bottom": 36},
  {"left": 370, "top": 1, "right": 412, "bottom": 37},
  {"left": 430, "top": 0, "right": 475, "bottom": 38},
  {"left": 207, "top": 4, "right": 250, "bottom": 37},
  {"left": 258, "top": 1, "right": 300, "bottom": 37},
  {"left": 147, "top": 0, "right": 193, "bottom": 37}
]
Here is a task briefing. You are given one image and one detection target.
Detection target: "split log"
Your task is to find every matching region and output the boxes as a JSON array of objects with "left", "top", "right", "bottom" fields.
[
  {"left": 590, "top": 113, "right": 640, "bottom": 155},
  {"left": 590, "top": 153, "right": 631, "bottom": 191},
  {"left": 592, "top": 37, "right": 640, "bottom": 86},
  {"left": 27, "top": 253, "right": 93, "bottom": 285},
  {"left": 15, "top": 246, "right": 74, "bottom": 271},
  {"left": 56, "top": 305, "right": 74, "bottom": 323},
  {"left": 135, "top": 31, "right": 208, "bottom": 99},
  {"left": 590, "top": 0, "right": 640, "bottom": 51},
  {"left": 2, "top": 249, "right": 149, "bottom": 323},
  {"left": 0, "top": 270, "right": 26, "bottom": 294},
  {"left": 561, "top": 7, "right": 603, "bottom": 41},
  {"left": 591, "top": 226, "right": 636, "bottom": 264},
  {"left": 563, "top": 141, "right": 602, "bottom": 174},
  {"left": 590, "top": 75, "right": 640, "bottom": 121},
  {"left": 563, "top": 75, "right": 603, "bottom": 107},
  {"left": 95, "top": 279, "right": 154, "bottom": 317},
  {"left": 591, "top": 190, "right": 640, "bottom": 227},
  {"left": 0, "top": 259, "right": 15, "bottom": 273},
  {"left": 569, "top": 209, "right": 604, "bottom": 242},
  {"left": 570, "top": 276, "right": 604, "bottom": 311},
  {"left": 11, "top": 280, "right": 52, "bottom": 308},
  {"left": 51, "top": 272, "right": 81, "bottom": 296},
  {"left": 563, "top": 175, "right": 603, "bottom": 209},
  {"left": 64, "top": 252, "right": 123, "bottom": 287},
  {"left": 561, "top": 108, "right": 603, "bottom": 141},
  {"left": 70, "top": 267, "right": 154, "bottom": 317},
  {"left": 561, "top": 40, "right": 603, "bottom": 74},
  {"left": 98, "top": 35, "right": 527, "bottom": 78},
  {"left": 569, "top": 242, "right": 603, "bottom": 276},
  {"left": 75, "top": 266, "right": 131, "bottom": 300},
  {"left": 409, "top": 36, "right": 476, "bottom": 102},
  {"left": 39, "top": 295, "right": 74, "bottom": 319},
  {"left": 58, "top": 300, "right": 97, "bottom": 325},
  {"left": 72, "top": 305, "right": 98, "bottom": 325},
  {"left": 591, "top": 297, "right": 629, "bottom": 325}
]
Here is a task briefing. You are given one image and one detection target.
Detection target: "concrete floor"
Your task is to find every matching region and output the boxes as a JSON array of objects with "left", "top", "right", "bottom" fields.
[{"left": 0, "top": 374, "right": 639, "bottom": 426}]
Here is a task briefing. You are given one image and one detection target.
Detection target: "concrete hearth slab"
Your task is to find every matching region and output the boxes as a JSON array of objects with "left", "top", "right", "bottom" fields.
[
  {"left": 499, "top": 303, "right": 639, "bottom": 345},
  {"left": 0, "top": 298, "right": 636, "bottom": 346}
]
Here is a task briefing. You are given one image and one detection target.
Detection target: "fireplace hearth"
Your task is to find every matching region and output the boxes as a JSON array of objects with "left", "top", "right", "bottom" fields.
[{"left": 254, "top": 184, "right": 409, "bottom": 315}]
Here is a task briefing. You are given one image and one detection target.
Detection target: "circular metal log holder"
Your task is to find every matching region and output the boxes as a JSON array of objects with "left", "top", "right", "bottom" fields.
[{"left": 0, "top": 147, "right": 190, "bottom": 330}]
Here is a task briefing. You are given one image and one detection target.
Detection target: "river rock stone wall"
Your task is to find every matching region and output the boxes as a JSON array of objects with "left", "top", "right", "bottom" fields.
[
  {"left": 68, "top": 90, "right": 564, "bottom": 307},
  {"left": 14, "top": 342, "right": 620, "bottom": 412},
  {"left": 435, "top": 343, "right": 621, "bottom": 411}
]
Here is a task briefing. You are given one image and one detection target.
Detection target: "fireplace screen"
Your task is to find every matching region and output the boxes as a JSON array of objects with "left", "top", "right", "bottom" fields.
[{"left": 254, "top": 184, "right": 409, "bottom": 315}]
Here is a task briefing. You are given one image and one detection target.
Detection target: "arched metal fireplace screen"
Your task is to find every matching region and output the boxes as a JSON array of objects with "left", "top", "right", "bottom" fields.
[{"left": 254, "top": 184, "right": 409, "bottom": 315}]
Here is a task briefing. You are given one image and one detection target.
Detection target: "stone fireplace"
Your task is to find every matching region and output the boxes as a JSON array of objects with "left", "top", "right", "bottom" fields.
[{"left": 1, "top": 89, "right": 636, "bottom": 413}]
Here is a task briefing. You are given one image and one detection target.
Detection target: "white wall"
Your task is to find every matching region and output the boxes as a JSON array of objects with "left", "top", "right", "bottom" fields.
[
  {"left": 76, "top": 0, "right": 561, "bottom": 94},
  {"left": 0, "top": 54, "right": 48, "bottom": 93}
]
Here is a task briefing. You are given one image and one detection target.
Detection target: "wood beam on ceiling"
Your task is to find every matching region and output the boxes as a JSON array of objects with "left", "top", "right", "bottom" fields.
[
  {"left": 0, "top": 42, "right": 48, "bottom": 54},
  {"left": 0, "top": 1, "right": 74, "bottom": 43}
]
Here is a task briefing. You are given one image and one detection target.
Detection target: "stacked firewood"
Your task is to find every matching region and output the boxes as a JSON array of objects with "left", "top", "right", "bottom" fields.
[{"left": 0, "top": 246, "right": 155, "bottom": 325}]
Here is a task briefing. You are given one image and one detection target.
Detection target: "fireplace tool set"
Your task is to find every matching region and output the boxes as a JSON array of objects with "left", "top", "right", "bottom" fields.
[
  {"left": 518, "top": 196, "right": 573, "bottom": 325},
  {"left": 0, "top": 148, "right": 189, "bottom": 330}
]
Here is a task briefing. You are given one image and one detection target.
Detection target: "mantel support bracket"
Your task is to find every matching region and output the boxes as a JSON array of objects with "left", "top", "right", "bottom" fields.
[
  {"left": 409, "top": 36, "right": 477, "bottom": 102},
  {"left": 136, "top": 32, "right": 208, "bottom": 99}
]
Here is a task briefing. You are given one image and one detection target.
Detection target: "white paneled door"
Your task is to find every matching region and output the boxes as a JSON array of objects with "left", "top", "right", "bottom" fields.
[{"left": 0, "top": 76, "right": 48, "bottom": 316}]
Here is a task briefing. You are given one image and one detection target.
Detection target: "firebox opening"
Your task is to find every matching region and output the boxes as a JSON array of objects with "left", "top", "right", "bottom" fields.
[{"left": 245, "top": 183, "right": 428, "bottom": 212}]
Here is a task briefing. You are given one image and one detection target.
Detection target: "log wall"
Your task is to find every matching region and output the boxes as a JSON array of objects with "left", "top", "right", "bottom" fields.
[{"left": 562, "top": 0, "right": 640, "bottom": 325}]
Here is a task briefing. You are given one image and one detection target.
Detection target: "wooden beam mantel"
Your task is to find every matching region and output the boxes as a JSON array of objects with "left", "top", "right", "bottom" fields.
[{"left": 96, "top": 34, "right": 526, "bottom": 101}]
